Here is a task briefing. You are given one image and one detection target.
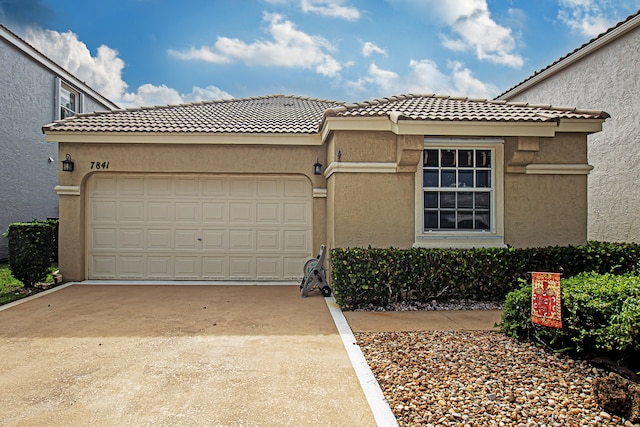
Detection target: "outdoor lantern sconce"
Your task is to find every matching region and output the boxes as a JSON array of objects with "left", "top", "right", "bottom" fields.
[
  {"left": 62, "top": 154, "right": 74, "bottom": 172},
  {"left": 313, "top": 158, "right": 323, "bottom": 175}
]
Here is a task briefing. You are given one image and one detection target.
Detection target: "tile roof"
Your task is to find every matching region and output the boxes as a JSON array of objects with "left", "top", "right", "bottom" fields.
[
  {"left": 325, "top": 94, "right": 609, "bottom": 122},
  {"left": 496, "top": 9, "right": 640, "bottom": 99},
  {"left": 43, "top": 93, "right": 608, "bottom": 135},
  {"left": 44, "top": 95, "right": 344, "bottom": 134}
]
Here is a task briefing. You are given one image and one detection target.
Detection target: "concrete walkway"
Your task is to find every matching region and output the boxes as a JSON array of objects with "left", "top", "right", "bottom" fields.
[{"left": 0, "top": 283, "right": 502, "bottom": 427}]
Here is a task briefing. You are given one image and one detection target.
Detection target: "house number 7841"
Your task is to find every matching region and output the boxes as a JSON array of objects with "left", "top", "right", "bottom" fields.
[{"left": 90, "top": 161, "right": 110, "bottom": 169}]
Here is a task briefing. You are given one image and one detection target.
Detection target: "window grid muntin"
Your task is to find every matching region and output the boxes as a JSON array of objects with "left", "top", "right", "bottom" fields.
[{"left": 422, "top": 147, "right": 493, "bottom": 232}]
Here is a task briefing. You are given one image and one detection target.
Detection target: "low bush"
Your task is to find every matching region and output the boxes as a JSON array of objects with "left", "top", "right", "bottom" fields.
[
  {"left": 330, "top": 242, "right": 640, "bottom": 310},
  {"left": 5, "top": 219, "right": 58, "bottom": 287},
  {"left": 500, "top": 272, "right": 640, "bottom": 367}
]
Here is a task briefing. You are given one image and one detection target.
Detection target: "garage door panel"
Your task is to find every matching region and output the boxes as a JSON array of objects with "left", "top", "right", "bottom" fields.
[
  {"left": 284, "top": 230, "right": 309, "bottom": 251},
  {"left": 256, "top": 257, "right": 280, "bottom": 280},
  {"left": 203, "top": 202, "right": 227, "bottom": 223},
  {"left": 119, "top": 229, "right": 145, "bottom": 249},
  {"left": 175, "top": 257, "right": 199, "bottom": 279},
  {"left": 175, "top": 202, "right": 200, "bottom": 223},
  {"left": 92, "top": 256, "right": 116, "bottom": 278},
  {"left": 202, "top": 230, "right": 227, "bottom": 250},
  {"left": 284, "top": 257, "right": 305, "bottom": 279},
  {"left": 88, "top": 174, "right": 312, "bottom": 280},
  {"left": 148, "top": 229, "right": 173, "bottom": 250},
  {"left": 119, "top": 176, "right": 145, "bottom": 195},
  {"left": 148, "top": 176, "right": 172, "bottom": 195},
  {"left": 119, "top": 255, "right": 145, "bottom": 279},
  {"left": 229, "top": 230, "right": 254, "bottom": 250},
  {"left": 92, "top": 201, "right": 117, "bottom": 223},
  {"left": 284, "top": 203, "right": 309, "bottom": 224},
  {"left": 148, "top": 256, "right": 172, "bottom": 279},
  {"left": 256, "top": 230, "right": 280, "bottom": 251},
  {"left": 229, "top": 178, "right": 254, "bottom": 197},
  {"left": 92, "top": 175, "right": 117, "bottom": 195},
  {"left": 91, "top": 228, "right": 116, "bottom": 250},
  {"left": 229, "top": 202, "right": 254, "bottom": 223},
  {"left": 202, "top": 256, "right": 227, "bottom": 279},
  {"left": 256, "top": 203, "right": 280, "bottom": 224},
  {"left": 229, "top": 257, "right": 254, "bottom": 280},
  {"left": 119, "top": 201, "right": 145, "bottom": 222},
  {"left": 148, "top": 201, "right": 172, "bottom": 222},
  {"left": 175, "top": 229, "right": 199, "bottom": 250}
]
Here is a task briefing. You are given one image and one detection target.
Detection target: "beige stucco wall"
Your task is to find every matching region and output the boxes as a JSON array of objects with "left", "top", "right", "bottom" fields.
[
  {"left": 57, "top": 141, "right": 326, "bottom": 282},
  {"left": 500, "top": 25, "right": 640, "bottom": 242},
  {"left": 504, "top": 134, "right": 589, "bottom": 247}
]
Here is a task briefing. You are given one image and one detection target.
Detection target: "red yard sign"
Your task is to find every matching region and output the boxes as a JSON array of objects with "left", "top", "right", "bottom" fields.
[{"left": 531, "top": 272, "right": 562, "bottom": 328}]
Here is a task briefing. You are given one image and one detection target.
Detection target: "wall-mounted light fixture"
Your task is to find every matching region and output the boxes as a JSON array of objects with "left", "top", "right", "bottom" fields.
[
  {"left": 61, "top": 154, "right": 74, "bottom": 172},
  {"left": 313, "top": 158, "right": 323, "bottom": 175}
]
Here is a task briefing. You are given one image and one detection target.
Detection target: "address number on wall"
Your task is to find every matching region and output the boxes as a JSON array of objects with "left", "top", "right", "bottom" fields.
[{"left": 90, "top": 161, "right": 110, "bottom": 169}]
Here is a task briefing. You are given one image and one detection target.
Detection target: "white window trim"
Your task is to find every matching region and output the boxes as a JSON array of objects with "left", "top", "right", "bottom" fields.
[
  {"left": 55, "top": 77, "right": 83, "bottom": 120},
  {"left": 414, "top": 138, "right": 505, "bottom": 248}
]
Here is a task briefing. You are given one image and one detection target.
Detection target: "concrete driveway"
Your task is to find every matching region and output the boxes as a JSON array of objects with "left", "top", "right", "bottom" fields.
[{"left": 0, "top": 284, "right": 380, "bottom": 426}]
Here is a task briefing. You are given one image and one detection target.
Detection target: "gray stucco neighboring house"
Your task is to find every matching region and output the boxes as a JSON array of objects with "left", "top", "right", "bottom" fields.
[
  {"left": 0, "top": 24, "right": 119, "bottom": 260},
  {"left": 496, "top": 10, "right": 640, "bottom": 243}
]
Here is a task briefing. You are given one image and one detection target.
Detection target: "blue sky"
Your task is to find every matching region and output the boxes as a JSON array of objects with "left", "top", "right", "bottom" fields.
[{"left": 1, "top": 0, "right": 639, "bottom": 108}]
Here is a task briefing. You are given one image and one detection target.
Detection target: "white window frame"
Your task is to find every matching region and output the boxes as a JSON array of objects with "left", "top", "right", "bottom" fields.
[
  {"left": 55, "top": 77, "right": 84, "bottom": 120},
  {"left": 414, "top": 137, "right": 505, "bottom": 248}
]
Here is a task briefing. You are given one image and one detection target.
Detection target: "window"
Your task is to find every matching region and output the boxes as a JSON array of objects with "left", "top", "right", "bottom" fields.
[
  {"left": 60, "top": 85, "right": 77, "bottom": 119},
  {"left": 55, "top": 77, "right": 83, "bottom": 120},
  {"left": 422, "top": 148, "right": 492, "bottom": 231},
  {"left": 415, "top": 138, "right": 504, "bottom": 248}
]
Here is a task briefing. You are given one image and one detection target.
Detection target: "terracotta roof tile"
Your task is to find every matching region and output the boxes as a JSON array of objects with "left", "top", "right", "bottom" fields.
[
  {"left": 324, "top": 94, "right": 609, "bottom": 122},
  {"left": 43, "top": 93, "right": 609, "bottom": 135},
  {"left": 44, "top": 95, "right": 344, "bottom": 134}
]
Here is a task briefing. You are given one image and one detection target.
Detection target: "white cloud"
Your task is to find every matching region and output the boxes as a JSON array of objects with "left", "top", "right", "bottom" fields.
[
  {"left": 263, "top": 0, "right": 360, "bottom": 20},
  {"left": 390, "top": 0, "right": 523, "bottom": 67},
  {"left": 25, "top": 27, "right": 128, "bottom": 100},
  {"left": 362, "top": 41, "right": 386, "bottom": 57},
  {"left": 119, "top": 84, "right": 233, "bottom": 108},
  {"left": 23, "top": 26, "right": 232, "bottom": 108},
  {"left": 169, "top": 12, "right": 342, "bottom": 77},
  {"left": 346, "top": 59, "right": 498, "bottom": 100},
  {"left": 300, "top": 0, "right": 360, "bottom": 21},
  {"left": 558, "top": 0, "right": 617, "bottom": 38}
]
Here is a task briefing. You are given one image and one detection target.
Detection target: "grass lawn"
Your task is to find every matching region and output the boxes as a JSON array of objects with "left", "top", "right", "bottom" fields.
[{"left": 0, "top": 264, "right": 57, "bottom": 306}]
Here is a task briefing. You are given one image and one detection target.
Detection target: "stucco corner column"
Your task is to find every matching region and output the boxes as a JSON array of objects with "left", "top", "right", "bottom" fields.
[{"left": 54, "top": 185, "right": 85, "bottom": 282}]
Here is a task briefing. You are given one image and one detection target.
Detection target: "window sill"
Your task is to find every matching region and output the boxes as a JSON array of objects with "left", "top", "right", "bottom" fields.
[{"left": 414, "top": 233, "right": 506, "bottom": 249}]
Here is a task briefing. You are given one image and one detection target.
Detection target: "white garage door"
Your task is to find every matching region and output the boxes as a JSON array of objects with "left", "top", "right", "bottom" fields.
[{"left": 86, "top": 174, "right": 312, "bottom": 280}]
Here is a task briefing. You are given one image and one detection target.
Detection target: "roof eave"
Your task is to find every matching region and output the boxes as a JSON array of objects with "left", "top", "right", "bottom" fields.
[
  {"left": 321, "top": 116, "right": 599, "bottom": 140},
  {"left": 44, "top": 131, "right": 324, "bottom": 146}
]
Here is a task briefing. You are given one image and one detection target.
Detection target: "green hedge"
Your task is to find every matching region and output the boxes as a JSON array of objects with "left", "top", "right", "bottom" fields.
[
  {"left": 500, "top": 272, "right": 640, "bottom": 366},
  {"left": 5, "top": 219, "right": 58, "bottom": 287},
  {"left": 330, "top": 242, "right": 640, "bottom": 309}
]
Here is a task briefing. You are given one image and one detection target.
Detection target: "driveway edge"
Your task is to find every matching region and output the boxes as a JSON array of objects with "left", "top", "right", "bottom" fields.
[{"left": 324, "top": 296, "right": 399, "bottom": 427}]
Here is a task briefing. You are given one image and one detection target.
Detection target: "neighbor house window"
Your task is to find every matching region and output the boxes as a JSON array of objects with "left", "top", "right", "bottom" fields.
[
  {"left": 60, "top": 85, "right": 77, "bottom": 119},
  {"left": 422, "top": 148, "right": 492, "bottom": 231},
  {"left": 55, "top": 77, "right": 83, "bottom": 120},
  {"left": 415, "top": 138, "right": 505, "bottom": 248}
]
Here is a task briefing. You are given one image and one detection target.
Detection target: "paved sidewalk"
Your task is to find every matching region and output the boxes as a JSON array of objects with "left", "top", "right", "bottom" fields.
[{"left": 343, "top": 309, "right": 503, "bottom": 333}]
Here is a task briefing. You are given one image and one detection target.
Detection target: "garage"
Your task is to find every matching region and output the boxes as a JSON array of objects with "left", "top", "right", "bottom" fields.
[{"left": 86, "top": 173, "right": 312, "bottom": 280}]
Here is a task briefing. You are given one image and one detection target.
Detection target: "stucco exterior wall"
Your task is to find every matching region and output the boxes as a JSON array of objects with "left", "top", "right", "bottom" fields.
[
  {"left": 504, "top": 174, "right": 588, "bottom": 247},
  {"left": 0, "top": 37, "right": 116, "bottom": 260},
  {"left": 0, "top": 40, "right": 59, "bottom": 260},
  {"left": 501, "top": 26, "right": 640, "bottom": 243},
  {"left": 57, "top": 142, "right": 326, "bottom": 281}
]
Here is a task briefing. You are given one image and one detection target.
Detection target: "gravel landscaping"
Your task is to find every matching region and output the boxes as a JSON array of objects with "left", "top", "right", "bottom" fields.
[{"left": 356, "top": 329, "right": 639, "bottom": 427}]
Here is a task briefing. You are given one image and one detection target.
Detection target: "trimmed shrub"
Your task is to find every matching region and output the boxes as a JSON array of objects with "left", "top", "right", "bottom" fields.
[
  {"left": 5, "top": 219, "right": 58, "bottom": 287},
  {"left": 500, "top": 272, "right": 640, "bottom": 366},
  {"left": 330, "top": 242, "right": 640, "bottom": 310}
]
